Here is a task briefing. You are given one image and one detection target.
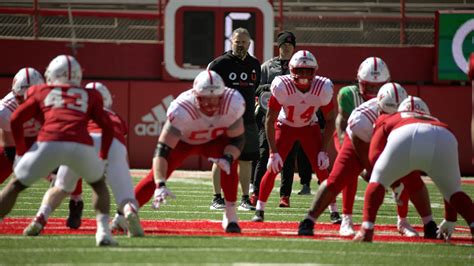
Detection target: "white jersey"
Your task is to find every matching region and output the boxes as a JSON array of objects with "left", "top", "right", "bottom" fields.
[
  {"left": 167, "top": 88, "right": 245, "bottom": 145},
  {"left": 346, "top": 98, "right": 379, "bottom": 142},
  {"left": 270, "top": 75, "right": 333, "bottom": 127},
  {"left": 0, "top": 92, "right": 41, "bottom": 137}
]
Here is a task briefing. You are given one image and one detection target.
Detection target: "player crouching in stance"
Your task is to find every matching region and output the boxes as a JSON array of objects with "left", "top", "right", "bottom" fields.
[
  {"left": 148, "top": 70, "right": 246, "bottom": 233},
  {"left": 23, "top": 82, "right": 144, "bottom": 238},
  {"left": 354, "top": 97, "right": 474, "bottom": 242},
  {"left": 0, "top": 55, "right": 117, "bottom": 246}
]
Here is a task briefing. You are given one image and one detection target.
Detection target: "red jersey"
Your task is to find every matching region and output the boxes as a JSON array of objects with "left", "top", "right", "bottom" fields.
[
  {"left": 88, "top": 109, "right": 128, "bottom": 145},
  {"left": 10, "top": 84, "right": 114, "bottom": 158},
  {"left": 369, "top": 111, "right": 449, "bottom": 165}
]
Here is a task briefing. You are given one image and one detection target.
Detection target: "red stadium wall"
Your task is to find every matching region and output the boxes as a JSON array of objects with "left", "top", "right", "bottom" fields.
[{"left": 0, "top": 39, "right": 472, "bottom": 174}]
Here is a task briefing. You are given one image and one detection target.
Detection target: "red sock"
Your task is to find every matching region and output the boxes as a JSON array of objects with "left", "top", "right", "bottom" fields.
[
  {"left": 362, "top": 182, "right": 386, "bottom": 223},
  {"left": 396, "top": 188, "right": 409, "bottom": 218},
  {"left": 342, "top": 178, "right": 357, "bottom": 215},
  {"left": 258, "top": 171, "right": 278, "bottom": 203},
  {"left": 449, "top": 192, "right": 474, "bottom": 225},
  {"left": 443, "top": 200, "right": 458, "bottom": 222},
  {"left": 134, "top": 170, "right": 155, "bottom": 207},
  {"left": 220, "top": 161, "right": 239, "bottom": 202},
  {"left": 71, "top": 178, "right": 82, "bottom": 197}
]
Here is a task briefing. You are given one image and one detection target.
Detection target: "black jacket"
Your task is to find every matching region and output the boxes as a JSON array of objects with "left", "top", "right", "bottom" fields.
[{"left": 208, "top": 51, "right": 261, "bottom": 124}]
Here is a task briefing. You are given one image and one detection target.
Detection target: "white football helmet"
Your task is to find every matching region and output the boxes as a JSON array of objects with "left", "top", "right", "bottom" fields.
[
  {"left": 11, "top": 67, "right": 44, "bottom": 98},
  {"left": 193, "top": 70, "right": 225, "bottom": 97},
  {"left": 193, "top": 70, "right": 225, "bottom": 116},
  {"left": 44, "top": 55, "right": 82, "bottom": 86},
  {"left": 357, "top": 57, "right": 390, "bottom": 100},
  {"left": 398, "top": 96, "right": 430, "bottom": 115},
  {"left": 377, "top": 82, "right": 408, "bottom": 114},
  {"left": 289, "top": 50, "right": 318, "bottom": 88},
  {"left": 85, "top": 82, "right": 112, "bottom": 109}
]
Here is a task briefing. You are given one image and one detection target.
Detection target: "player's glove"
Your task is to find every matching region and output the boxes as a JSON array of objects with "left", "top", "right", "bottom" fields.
[
  {"left": 391, "top": 182, "right": 405, "bottom": 206},
  {"left": 437, "top": 219, "right": 456, "bottom": 242},
  {"left": 152, "top": 184, "right": 176, "bottom": 210},
  {"left": 267, "top": 152, "right": 283, "bottom": 174},
  {"left": 317, "top": 151, "right": 330, "bottom": 170},
  {"left": 208, "top": 154, "right": 233, "bottom": 175}
]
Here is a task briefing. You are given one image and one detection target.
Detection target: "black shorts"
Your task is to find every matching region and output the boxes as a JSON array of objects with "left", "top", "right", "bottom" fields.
[{"left": 239, "top": 123, "right": 259, "bottom": 161}]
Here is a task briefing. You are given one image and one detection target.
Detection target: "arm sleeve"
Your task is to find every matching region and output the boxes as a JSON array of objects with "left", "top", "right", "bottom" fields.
[
  {"left": 338, "top": 88, "right": 355, "bottom": 115},
  {"left": 347, "top": 112, "right": 374, "bottom": 143}
]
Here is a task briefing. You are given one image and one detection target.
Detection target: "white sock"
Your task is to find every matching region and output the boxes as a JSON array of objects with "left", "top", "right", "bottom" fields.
[
  {"left": 96, "top": 213, "right": 110, "bottom": 232},
  {"left": 70, "top": 195, "right": 82, "bottom": 202},
  {"left": 224, "top": 201, "right": 237, "bottom": 223},
  {"left": 398, "top": 216, "right": 407, "bottom": 224},
  {"left": 421, "top": 215, "right": 433, "bottom": 225},
  {"left": 328, "top": 202, "right": 338, "bottom": 213},
  {"left": 256, "top": 200, "right": 266, "bottom": 211},
  {"left": 304, "top": 214, "right": 316, "bottom": 222},
  {"left": 342, "top": 214, "right": 352, "bottom": 220},
  {"left": 37, "top": 205, "right": 52, "bottom": 221},
  {"left": 362, "top": 221, "right": 374, "bottom": 229}
]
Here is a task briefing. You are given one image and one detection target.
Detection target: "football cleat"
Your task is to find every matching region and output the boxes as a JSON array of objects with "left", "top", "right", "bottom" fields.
[
  {"left": 297, "top": 218, "right": 315, "bottom": 236},
  {"left": 210, "top": 197, "right": 225, "bottom": 210},
  {"left": 397, "top": 220, "right": 419, "bottom": 237},
  {"left": 423, "top": 220, "right": 438, "bottom": 239},
  {"left": 330, "top": 212, "right": 342, "bottom": 224},
  {"left": 66, "top": 199, "right": 83, "bottom": 229},
  {"left": 297, "top": 184, "right": 311, "bottom": 195},
  {"left": 110, "top": 213, "right": 128, "bottom": 233},
  {"left": 225, "top": 222, "right": 241, "bottom": 234},
  {"left": 124, "top": 203, "right": 145, "bottom": 237},
  {"left": 96, "top": 231, "right": 118, "bottom": 247},
  {"left": 23, "top": 214, "right": 47, "bottom": 236},
  {"left": 339, "top": 215, "right": 356, "bottom": 236},
  {"left": 353, "top": 227, "right": 374, "bottom": 242},
  {"left": 238, "top": 197, "right": 256, "bottom": 211},
  {"left": 251, "top": 210, "right": 264, "bottom": 222},
  {"left": 279, "top": 196, "right": 290, "bottom": 208}
]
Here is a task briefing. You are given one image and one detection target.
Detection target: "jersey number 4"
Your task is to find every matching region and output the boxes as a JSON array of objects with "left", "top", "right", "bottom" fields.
[
  {"left": 285, "top": 105, "right": 315, "bottom": 123},
  {"left": 44, "top": 88, "right": 89, "bottom": 113}
]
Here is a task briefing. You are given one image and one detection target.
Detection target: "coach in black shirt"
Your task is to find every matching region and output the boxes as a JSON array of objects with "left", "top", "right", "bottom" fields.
[{"left": 208, "top": 27, "right": 261, "bottom": 211}]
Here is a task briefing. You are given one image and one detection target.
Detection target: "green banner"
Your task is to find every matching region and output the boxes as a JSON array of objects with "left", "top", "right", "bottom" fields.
[{"left": 437, "top": 12, "right": 474, "bottom": 81}]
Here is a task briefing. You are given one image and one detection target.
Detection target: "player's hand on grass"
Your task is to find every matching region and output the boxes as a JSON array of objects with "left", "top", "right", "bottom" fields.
[{"left": 152, "top": 185, "right": 176, "bottom": 209}]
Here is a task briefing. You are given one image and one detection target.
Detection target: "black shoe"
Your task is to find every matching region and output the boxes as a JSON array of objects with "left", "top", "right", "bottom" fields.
[
  {"left": 297, "top": 184, "right": 311, "bottom": 195},
  {"left": 225, "top": 222, "right": 241, "bottom": 234},
  {"left": 238, "top": 197, "right": 256, "bottom": 211},
  {"left": 251, "top": 210, "right": 264, "bottom": 222},
  {"left": 210, "top": 197, "right": 225, "bottom": 210},
  {"left": 66, "top": 200, "right": 83, "bottom": 229},
  {"left": 298, "top": 219, "right": 315, "bottom": 236},
  {"left": 330, "top": 212, "right": 342, "bottom": 224},
  {"left": 423, "top": 220, "right": 438, "bottom": 239}
]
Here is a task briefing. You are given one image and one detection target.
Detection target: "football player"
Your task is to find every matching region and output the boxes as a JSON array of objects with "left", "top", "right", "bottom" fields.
[
  {"left": 23, "top": 82, "right": 144, "bottom": 238},
  {"left": 133, "top": 70, "right": 246, "bottom": 233},
  {"left": 298, "top": 83, "right": 436, "bottom": 238},
  {"left": 0, "top": 55, "right": 117, "bottom": 246},
  {"left": 354, "top": 96, "right": 474, "bottom": 242},
  {"left": 333, "top": 57, "right": 416, "bottom": 236},
  {"left": 0, "top": 68, "right": 44, "bottom": 184}
]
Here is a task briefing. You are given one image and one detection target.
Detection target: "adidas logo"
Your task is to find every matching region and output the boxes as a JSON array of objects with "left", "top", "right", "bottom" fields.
[{"left": 134, "top": 95, "right": 175, "bottom": 136}]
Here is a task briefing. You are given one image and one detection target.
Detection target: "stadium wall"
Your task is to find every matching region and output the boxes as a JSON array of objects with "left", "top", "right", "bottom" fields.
[{"left": 0, "top": 39, "right": 472, "bottom": 174}]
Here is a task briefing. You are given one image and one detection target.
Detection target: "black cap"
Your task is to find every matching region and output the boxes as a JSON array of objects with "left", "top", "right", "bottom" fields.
[{"left": 277, "top": 31, "right": 296, "bottom": 48}]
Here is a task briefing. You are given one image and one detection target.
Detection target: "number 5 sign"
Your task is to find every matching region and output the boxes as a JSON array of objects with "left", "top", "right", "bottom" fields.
[{"left": 164, "top": 0, "right": 274, "bottom": 80}]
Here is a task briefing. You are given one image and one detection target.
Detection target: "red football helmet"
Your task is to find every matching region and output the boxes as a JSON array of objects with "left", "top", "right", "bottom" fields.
[
  {"left": 357, "top": 57, "right": 390, "bottom": 100},
  {"left": 289, "top": 50, "right": 318, "bottom": 91},
  {"left": 193, "top": 70, "right": 225, "bottom": 116}
]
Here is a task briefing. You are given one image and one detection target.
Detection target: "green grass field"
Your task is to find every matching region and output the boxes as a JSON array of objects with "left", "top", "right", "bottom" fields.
[{"left": 0, "top": 170, "right": 473, "bottom": 265}]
